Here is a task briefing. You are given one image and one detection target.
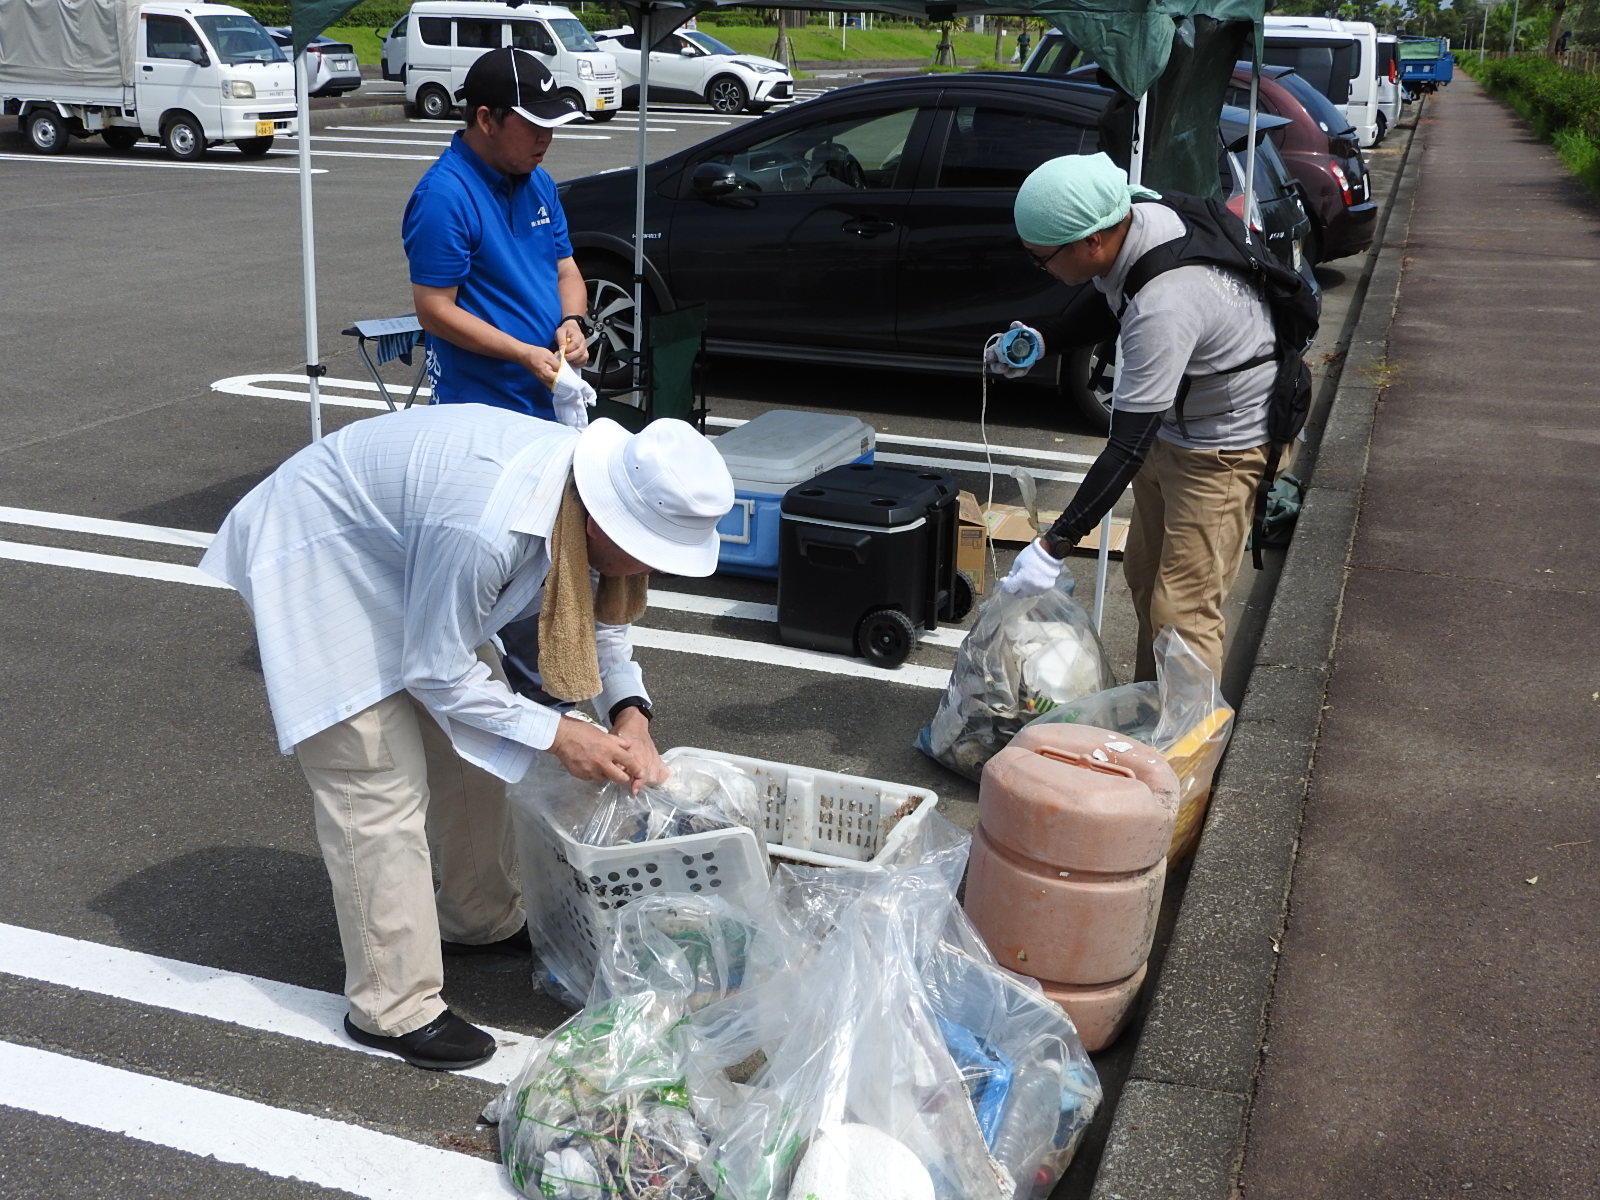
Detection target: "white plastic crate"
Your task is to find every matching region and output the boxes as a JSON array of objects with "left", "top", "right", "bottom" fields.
[
  {"left": 512, "top": 751, "right": 939, "bottom": 996},
  {"left": 664, "top": 747, "right": 939, "bottom": 869},
  {"left": 511, "top": 793, "right": 770, "bottom": 1001}
]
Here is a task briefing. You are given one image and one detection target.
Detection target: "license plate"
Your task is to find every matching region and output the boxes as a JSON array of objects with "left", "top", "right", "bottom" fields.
[
  {"left": 595, "top": 96, "right": 606, "bottom": 109},
  {"left": 255, "top": 120, "right": 273, "bottom": 137},
  {"left": 333, "top": 58, "right": 354, "bottom": 70}
]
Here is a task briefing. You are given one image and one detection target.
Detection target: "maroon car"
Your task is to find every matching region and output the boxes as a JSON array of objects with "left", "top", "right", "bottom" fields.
[{"left": 1224, "top": 64, "right": 1377, "bottom": 264}]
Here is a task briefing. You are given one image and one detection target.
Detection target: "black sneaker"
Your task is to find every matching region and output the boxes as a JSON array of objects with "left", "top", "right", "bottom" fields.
[
  {"left": 343, "top": 1010, "right": 496, "bottom": 1071},
  {"left": 441, "top": 923, "right": 532, "bottom": 958}
]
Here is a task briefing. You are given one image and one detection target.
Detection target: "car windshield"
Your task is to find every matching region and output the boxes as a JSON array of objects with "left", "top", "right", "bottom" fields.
[
  {"left": 550, "top": 18, "right": 599, "bottom": 52},
  {"left": 197, "top": 15, "right": 282, "bottom": 65},
  {"left": 684, "top": 31, "right": 737, "bottom": 56},
  {"left": 1273, "top": 69, "right": 1356, "bottom": 138},
  {"left": 1262, "top": 40, "right": 1356, "bottom": 104}
]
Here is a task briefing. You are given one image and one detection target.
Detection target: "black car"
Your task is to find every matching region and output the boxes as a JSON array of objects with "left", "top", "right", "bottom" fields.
[
  {"left": 562, "top": 73, "right": 1125, "bottom": 424},
  {"left": 561, "top": 73, "right": 1306, "bottom": 426}
]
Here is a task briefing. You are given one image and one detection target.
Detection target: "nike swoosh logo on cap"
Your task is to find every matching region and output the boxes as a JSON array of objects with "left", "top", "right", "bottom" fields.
[{"left": 539, "top": 76, "right": 555, "bottom": 91}]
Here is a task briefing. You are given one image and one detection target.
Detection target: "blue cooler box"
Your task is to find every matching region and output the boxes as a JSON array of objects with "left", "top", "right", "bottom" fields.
[{"left": 713, "top": 410, "right": 876, "bottom": 578}]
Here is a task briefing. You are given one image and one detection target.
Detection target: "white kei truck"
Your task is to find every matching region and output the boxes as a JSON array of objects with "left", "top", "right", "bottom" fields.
[{"left": 0, "top": 0, "right": 298, "bottom": 159}]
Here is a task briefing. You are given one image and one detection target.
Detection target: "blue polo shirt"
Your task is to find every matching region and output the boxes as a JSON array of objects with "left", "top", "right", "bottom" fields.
[{"left": 403, "top": 133, "right": 572, "bottom": 420}]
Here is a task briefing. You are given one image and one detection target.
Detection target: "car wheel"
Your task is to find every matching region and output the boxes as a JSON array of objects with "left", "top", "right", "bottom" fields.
[
  {"left": 235, "top": 136, "right": 274, "bottom": 157},
  {"left": 416, "top": 84, "right": 451, "bottom": 120},
  {"left": 580, "top": 256, "right": 655, "bottom": 392},
  {"left": 101, "top": 127, "right": 139, "bottom": 152},
  {"left": 162, "top": 113, "right": 207, "bottom": 161},
  {"left": 856, "top": 608, "right": 916, "bottom": 667},
  {"left": 706, "top": 75, "right": 748, "bottom": 114},
  {"left": 24, "top": 108, "right": 70, "bottom": 154},
  {"left": 1376, "top": 112, "right": 1388, "bottom": 142},
  {"left": 588, "top": 109, "right": 617, "bottom": 123},
  {"left": 1059, "top": 342, "right": 1112, "bottom": 429},
  {"left": 1304, "top": 222, "right": 1325, "bottom": 267}
]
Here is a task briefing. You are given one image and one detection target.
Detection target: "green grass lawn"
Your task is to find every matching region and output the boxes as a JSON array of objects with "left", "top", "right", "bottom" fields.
[{"left": 325, "top": 22, "right": 1024, "bottom": 71}]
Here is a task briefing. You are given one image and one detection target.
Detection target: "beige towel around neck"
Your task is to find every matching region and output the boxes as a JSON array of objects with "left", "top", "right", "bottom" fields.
[{"left": 536, "top": 474, "right": 649, "bottom": 704}]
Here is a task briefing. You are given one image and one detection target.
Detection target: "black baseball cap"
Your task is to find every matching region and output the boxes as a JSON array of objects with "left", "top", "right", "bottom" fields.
[{"left": 457, "top": 47, "right": 586, "bottom": 128}]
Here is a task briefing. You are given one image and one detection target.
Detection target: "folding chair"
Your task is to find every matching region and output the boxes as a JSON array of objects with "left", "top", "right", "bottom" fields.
[
  {"left": 341, "top": 315, "right": 428, "bottom": 411},
  {"left": 590, "top": 304, "right": 709, "bottom": 433}
]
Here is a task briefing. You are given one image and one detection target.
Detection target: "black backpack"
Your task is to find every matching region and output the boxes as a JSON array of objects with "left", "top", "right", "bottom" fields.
[{"left": 1119, "top": 192, "right": 1320, "bottom": 567}]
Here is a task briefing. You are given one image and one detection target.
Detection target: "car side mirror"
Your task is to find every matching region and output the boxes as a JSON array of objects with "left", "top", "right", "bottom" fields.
[
  {"left": 691, "top": 162, "right": 741, "bottom": 198},
  {"left": 183, "top": 44, "right": 210, "bottom": 66}
]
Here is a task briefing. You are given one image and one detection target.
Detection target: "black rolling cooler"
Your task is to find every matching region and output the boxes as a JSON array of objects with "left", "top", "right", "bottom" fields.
[{"left": 777, "top": 463, "right": 974, "bottom": 667}]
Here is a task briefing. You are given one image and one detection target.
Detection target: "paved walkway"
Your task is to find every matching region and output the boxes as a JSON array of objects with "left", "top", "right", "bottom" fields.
[{"left": 1087, "top": 76, "right": 1600, "bottom": 1198}]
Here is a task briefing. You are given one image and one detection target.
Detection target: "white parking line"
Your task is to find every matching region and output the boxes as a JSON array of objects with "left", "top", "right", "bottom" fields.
[
  {"left": 0, "top": 152, "right": 319, "bottom": 174},
  {"left": 0, "top": 921, "right": 530, "bottom": 1086},
  {"left": 0, "top": 1042, "right": 519, "bottom": 1198},
  {"left": 0, "top": 507, "right": 957, "bottom": 683}
]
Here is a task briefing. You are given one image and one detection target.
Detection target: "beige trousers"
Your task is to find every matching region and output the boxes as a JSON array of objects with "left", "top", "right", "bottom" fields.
[
  {"left": 294, "top": 649, "right": 522, "bottom": 1036},
  {"left": 1122, "top": 438, "right": 1269, "bottom": 684}
]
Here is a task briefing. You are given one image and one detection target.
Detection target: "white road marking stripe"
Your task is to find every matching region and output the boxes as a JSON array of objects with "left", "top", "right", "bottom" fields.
[
  {"left": 632, "top": 625, "right": 950, "bottom": 689},
  {"left": 0, "top": 505, "right": 213, "bottom": 548},
  {"left": 0, "top": 152, "right": 319, "bottom": 174},
  {"left": 0, "top": 527, "right": 956, "bottom": 681},
  {"left": 651, "top": 588, "right": 967, "bottom": 650},
  {"left": 0, "top": 539, "right": 228, "bottom": 588},
  {"left": 703, "top": 413, "right": 1098, "bottom": 467},
  {"left": 0, "top": 1042, "right": 520, "bottom": 1197},
  {"left": 0, "top": 922, "right": 531, "bottom": 1087},
  {"left": 211, "top": 376, "right": 1083, "bottom": 476}
]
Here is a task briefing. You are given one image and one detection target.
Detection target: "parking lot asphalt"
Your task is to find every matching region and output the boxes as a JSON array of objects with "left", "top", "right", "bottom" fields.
[
  {"left": 0, "top": 69, "right": 1520, "bottom": 1200},
  {"left": 1088, "top": 76, "right": 1600, "bottom": 1199}
]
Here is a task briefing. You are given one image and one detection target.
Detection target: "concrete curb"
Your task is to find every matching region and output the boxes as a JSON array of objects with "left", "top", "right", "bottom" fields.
[{"left": 1085, "top": 106, "right": 1427, "bottom": 1199}]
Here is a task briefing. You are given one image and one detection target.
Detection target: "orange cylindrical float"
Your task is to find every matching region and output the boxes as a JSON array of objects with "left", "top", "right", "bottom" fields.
[{"left": 964, "top": 723, "right": 1179, "bottom": 1051}]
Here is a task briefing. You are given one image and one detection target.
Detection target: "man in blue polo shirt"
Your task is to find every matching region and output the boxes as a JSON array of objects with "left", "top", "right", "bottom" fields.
[{"left": 404, "top": 47, "right": 594, "bottom": 421}]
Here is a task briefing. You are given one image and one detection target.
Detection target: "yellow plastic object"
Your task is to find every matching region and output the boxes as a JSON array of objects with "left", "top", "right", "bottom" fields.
[{"left": 1162, "top": 705, "right": 1234, "bottom": 863}]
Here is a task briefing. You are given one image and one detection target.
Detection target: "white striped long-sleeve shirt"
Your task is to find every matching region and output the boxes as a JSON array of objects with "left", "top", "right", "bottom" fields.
[{"left": 199, "top": 405, "right": 647, "bottom": 782}]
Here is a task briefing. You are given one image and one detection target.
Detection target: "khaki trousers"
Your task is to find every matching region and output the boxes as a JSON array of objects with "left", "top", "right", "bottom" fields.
[
  {"left": 1122, "top": 438, "right": 1269, "bottom": 684},
  {"left": 294, "top": 649, "right": 522, "bottom": 1036}
]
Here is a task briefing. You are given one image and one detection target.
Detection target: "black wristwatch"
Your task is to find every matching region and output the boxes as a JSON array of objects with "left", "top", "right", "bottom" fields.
[
  {"left": 559, "top": 313, "right": 594, "bottom": 336},
  {"left": 1041, "top": 530, "right": 1075, "bottom": 560},
  {"left": 608, "top": 696, "right": 653, "bottom": 724}
]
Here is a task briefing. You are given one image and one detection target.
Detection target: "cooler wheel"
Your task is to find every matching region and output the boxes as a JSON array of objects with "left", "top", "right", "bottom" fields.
[
  {"left": 940, "top": 570, "right": 976, "bottom": 623},
  {"left": 856, "top": 607, "right": 916, "bottom": 667}
]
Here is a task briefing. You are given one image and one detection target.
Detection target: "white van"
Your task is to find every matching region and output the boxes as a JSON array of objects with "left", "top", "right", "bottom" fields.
[
  {"left": 1, "top": 0, "right": 297, "bottom": 159},
  {"left": 394, "top": 2, "right": 619, "bottom": 122},
  {"left": 1263, "top": 15, "right": 1380, "bottom": 149},
  {"left": 1375, "top": 34, "right": 1403, "bottom": 141}
]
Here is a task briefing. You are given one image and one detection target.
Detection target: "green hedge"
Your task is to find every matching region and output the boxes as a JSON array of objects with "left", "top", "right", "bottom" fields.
[
  {"left": 237, "top": 2, "right": 409, "bottom": 29},
  {"left": 1464, "top": 54, "right": 1600, "bottom": 192}
]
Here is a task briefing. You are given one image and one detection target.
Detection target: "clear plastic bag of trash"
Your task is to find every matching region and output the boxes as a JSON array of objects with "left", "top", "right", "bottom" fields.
[
  {"left": 534, "top": 754, "right": 764, "bottom": 848},
  {"left": 701, "top": 813, "right": 1100, "bottom": 1200},
  {"left": 915, "top": 576, "right": 1115, "bottom": 781},
  {"left": 1023, "top": 627, "right": 1234, "bottom": 863},
  {"left": 487, "top": 893, "right": 784, "bottom": 1200}
]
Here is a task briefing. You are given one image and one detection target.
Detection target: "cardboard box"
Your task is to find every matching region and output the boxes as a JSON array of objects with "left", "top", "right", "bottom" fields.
[
  {"left": 956, "top": 491, "right": 989, "bottom": 592},
  {"left": 956, "top": 493, "right": 1129, "bottom": 591}
]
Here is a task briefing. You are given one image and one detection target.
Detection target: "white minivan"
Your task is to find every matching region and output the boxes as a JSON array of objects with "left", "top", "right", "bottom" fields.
[
  {"left": 1263, "top": 15, "right": 1381, "bottom": 149},
  {"left": 1375, "top": 34, "right": 1404, "bottom": 141},
  {"left": 390, "top": 2, "right": 619, "bottom": 122}
]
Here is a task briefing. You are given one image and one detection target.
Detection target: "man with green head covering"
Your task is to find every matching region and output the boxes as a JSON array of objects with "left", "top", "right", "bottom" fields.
[{"left": 989, "top": 153, "right": 1278, "bottom": 685}]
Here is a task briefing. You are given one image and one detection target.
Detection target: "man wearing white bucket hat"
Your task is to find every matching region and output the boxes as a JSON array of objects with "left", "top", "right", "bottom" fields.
[{"left": 201, "top": 407, "right": 734, "bottom": 1071}]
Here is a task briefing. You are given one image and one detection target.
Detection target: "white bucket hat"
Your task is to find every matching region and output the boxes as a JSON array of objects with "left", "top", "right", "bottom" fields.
[{"left": 573, "top": 418, "right": 734, "bottom": 577}]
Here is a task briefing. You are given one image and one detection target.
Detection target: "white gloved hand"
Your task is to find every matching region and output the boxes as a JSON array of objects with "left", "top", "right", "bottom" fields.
[
  {"left": 999, "top": 538, "right": 1065, "bottom": 597},
  {"left": 551, "top": 359, "right": 597, "bottom": 430},
  {"left": 982, "top": 320, "right": 1044, "bottom": 379}
]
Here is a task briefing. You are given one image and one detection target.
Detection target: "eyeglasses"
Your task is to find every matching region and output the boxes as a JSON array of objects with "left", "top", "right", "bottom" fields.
[{"left": 1025, "top": 243, "right": 1069, "bottom": 273}]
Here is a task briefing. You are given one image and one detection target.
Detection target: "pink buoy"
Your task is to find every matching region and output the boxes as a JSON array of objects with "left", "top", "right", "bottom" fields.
[{"left": 964, "top": 723, "right": 1178, "bottom": 1051}]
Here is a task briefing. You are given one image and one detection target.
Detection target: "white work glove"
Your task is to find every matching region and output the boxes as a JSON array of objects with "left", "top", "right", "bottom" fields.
[
  {"left": 551, "top": 359, "right": 597, "bottom": 430},
  {"left": 999, "top": 538, "right": 1065, "bottom": 597},
  {"left": 982, "top": 321, "right": 1044, "bottom": 379}
]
